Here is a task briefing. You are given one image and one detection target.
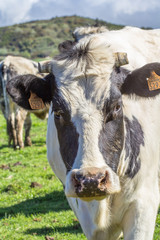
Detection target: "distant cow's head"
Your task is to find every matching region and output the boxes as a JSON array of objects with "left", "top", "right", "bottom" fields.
[{"left": 7, "top": 36, "right": 158, "bottom": 201}]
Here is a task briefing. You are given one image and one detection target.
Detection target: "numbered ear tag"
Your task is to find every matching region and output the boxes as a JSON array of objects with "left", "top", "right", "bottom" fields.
[
  {"left": 29, "top": 91, "right": 45, "bottom": 110},
  {"left": 147, "top": 71, "right": 160, "bottom": 91}
]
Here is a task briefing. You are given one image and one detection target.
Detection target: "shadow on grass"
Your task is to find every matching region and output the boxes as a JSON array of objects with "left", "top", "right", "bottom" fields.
[
  {"left": 0, "top": 144, "right": 10, "bottom": 150},
  {"left": 0, "top": 190, "right": 70, "bottom": 219},
  {"left": 31, "top": 139, "right": 46, "bottom": 146},
  {"left": 25, "top": 224, "right": 83, "bottom": 236}
]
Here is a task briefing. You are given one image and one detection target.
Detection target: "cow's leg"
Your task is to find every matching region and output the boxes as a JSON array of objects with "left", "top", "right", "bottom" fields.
[
  {"left": 24, "top": 113, "right": 32, "bottom": 146},
  {"left": 9, "top": 112, "right": 17, "bottom": 148},
  {"left": 15, "top": 108, "right": 27, "bottom": 149},
  {"left": 3, "top": 98, "right": 18, "bottom": 148},
  {"left": 7, "top": 117, "right": 13, "bottom": 146},
  {"left": 122, "top": 193, "right": 159, "bottom": 240}
]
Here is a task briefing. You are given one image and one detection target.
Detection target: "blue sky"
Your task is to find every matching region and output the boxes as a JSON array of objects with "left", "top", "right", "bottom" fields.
[{"left": 0, "top": 0, "right": 160, "bottom": 28}]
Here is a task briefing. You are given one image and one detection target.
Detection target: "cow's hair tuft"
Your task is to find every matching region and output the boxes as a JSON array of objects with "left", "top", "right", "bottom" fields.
[{"left": 54, "top": 36, "right": 115, "bottom": 74}]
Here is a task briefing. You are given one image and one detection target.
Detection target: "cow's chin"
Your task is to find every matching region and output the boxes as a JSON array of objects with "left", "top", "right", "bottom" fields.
[
  {"left": 66, "top": 193, "right": 107, "bottom": 201},
  {"left": 79, "top": 195, "right": 107, "bottom": 202},
  {"left": 66, "top": 190, "right": 118, "bottom": 202}
]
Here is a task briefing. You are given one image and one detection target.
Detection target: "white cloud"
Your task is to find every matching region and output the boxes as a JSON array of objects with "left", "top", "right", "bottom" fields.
[
  {"left": 0, "top": 0, "right": 38, "bottom": 26},
  {"left": 0, "top": 0, "right": 160, "bottom": 27},
  {"left": 112, "top": 0, "right": 160, "bottom": 15},
  {"left": 85, "top": 0, "right": 111, "bottom": 6},
  {"left": 84, "top": 0, "right": 160, "bottom": 14}
]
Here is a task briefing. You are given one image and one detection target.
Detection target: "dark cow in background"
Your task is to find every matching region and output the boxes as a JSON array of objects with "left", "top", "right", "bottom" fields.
[
  {"left": 7, "top": 28, "right": 160, "bottom": 240},
  {"left": 0, "top": 55, "right": 49, "bottom": 149}
]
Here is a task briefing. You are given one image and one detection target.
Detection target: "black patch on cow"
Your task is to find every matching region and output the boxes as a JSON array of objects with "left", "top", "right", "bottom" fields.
[
  {"left": 99, "top": 117, "right": 124, "bottom": 173},
  {"left": 55, "top": 120, "right": 79, "bottom": 172},
  {"left": 124, "top": 116, "right": 144, "bottom": 178},
  {"left": 58, "top": 40, "right": 76, "bottom": 53},
  {"left": 52, "top": 90, "right": 71, "bottom": 121},
  {"left": 6, "top": 73, "right": 56, "bottom": 110},
  {"left": 52, "top": 95, "right": 79, "bottom": 172},
  {"left": 99, "top": 69, "right": 126, "bottom": 173},
  {"left": 111, "top": 66, "right": 130, "bottom": 89},
  {"left": 121, "top": 62, "right": 160, "bottom": 97}
]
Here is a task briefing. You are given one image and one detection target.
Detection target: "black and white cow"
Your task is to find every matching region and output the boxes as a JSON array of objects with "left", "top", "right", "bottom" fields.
[
  {"left": 6, "top": 33, "right": 160, "bottom": 240},
  {"left": 0, "top": 55, "right": 49, "bottom": 149}
]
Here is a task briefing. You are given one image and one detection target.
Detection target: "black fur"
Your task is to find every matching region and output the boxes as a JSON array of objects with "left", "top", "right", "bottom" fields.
[
  {"left": 98, "top": 69, "right": 125, "bottom": 173},
  {"left": 6, "top": 73, "right": 56, "bottom": 110},
  {"left": 55, "top": 119, "right": 79, "bottom": 172},
  {"left": 52, "top": 94, "right": 79, "bottom": 172},
  {"left": 124, "top": 116, "right": 144, "bottom": 178},
  {"left": 121, "top": 62, "right": 160, "bottom": 97},
  {"left": 58, "top": 40, "right": 76, "bottom": 53},
  {"left": 99, "top": 117, "right": 124, "bottom": 173}
]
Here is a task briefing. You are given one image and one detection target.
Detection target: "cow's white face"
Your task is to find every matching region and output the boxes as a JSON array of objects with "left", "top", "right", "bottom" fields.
[
  {"left": 49, "top": 37, "right": 126, "bottom": 200},
  {"left": 6, "top": 35, "right": 147, "bottom": 201}
]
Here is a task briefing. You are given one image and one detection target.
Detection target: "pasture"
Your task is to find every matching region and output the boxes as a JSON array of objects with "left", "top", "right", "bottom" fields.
[
  {"left": 0, "top": 113, "right": 86, "bottom": 240},
  {"left": 0, "top": 112, "right": 160, "bottom": 240}
]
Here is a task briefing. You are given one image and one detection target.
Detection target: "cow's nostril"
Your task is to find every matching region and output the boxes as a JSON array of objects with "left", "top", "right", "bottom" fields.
[
  {"left": 100, "top": 176, "right": 106, "bottom": 184},
  {"left": 99, "top": 171, "right": 108, "bottom": 189},
  {"left": 72, "top": 172, "right": 83, "bottom": 189},
  {"left": 75, "top": 172, "right": 84, "bottom": 181}
]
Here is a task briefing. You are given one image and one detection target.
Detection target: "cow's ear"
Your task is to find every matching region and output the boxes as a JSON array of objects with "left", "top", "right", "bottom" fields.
[
  {"left": 6, "top": 73, "right": 56, "bottom": 110},
  {"left": 121, "top": 62, "right": 160, "bottom": 98}
]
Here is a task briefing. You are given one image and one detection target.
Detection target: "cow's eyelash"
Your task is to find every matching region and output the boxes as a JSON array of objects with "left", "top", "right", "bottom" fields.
[{"left": 53, "top": 108, "right": 63, "bottom": 113}]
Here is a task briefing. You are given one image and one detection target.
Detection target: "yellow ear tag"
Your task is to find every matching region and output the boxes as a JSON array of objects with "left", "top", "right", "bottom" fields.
[
  {"left": 147, "top": 71, "right": 160, "bottom": 91},
  {"left": 29, "top": 91, "right": 45, "bottom": 110}
]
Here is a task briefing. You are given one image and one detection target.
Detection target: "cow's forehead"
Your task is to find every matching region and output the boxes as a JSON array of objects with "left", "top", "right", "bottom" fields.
[
  {"left": 52, "top": 35, "right": 116, "bottom": 111},
  {"left": 53, "top": 35, "right": 115, "bottom": 80}
]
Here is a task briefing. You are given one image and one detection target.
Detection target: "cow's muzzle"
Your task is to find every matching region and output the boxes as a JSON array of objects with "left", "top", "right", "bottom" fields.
[{"left": 65, "top": 167, "right": 121, "bottom": 201}]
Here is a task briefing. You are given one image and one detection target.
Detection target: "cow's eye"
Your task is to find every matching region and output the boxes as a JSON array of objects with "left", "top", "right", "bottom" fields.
[
  {"left": 114, "top": 104, "right": 121, "bottom": 113},
  {"left": 54, "top": 110, "right": 63, "bottom": 120}
]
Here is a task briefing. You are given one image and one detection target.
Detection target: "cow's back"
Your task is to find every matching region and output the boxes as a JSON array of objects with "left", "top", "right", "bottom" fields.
[
  {"left": 81, "top": 26, "right": 160, "bottom": 70},
  {"left": 3, "top": 55, "right": 40, "bottom": 76}
]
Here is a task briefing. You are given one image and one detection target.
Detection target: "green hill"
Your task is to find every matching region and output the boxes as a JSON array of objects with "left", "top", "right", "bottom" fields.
[{"left": 0, "top": 15, "right": 124, "bottom": 61}]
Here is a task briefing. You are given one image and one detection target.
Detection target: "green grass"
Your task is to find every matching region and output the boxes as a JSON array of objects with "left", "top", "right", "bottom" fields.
[
  {"left": 0, "top": 112, "right": 160, "bottom": 240},
  {"left": 0, "top": 113, "right": 86, "bottom": 240}
]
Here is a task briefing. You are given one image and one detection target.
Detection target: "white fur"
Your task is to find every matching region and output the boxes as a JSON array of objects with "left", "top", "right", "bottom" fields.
[
  {"left": 73, "top": 26, "right": 108, "bottom": 41},
  {"left": 74, "top": 26, "right": 160, "bottom": 70},
  {"left": 47, "top": 105, "right": 66, "bottom": 183},
  {"left": 47, "top": 27, "right": 160, "bottom": 239}
]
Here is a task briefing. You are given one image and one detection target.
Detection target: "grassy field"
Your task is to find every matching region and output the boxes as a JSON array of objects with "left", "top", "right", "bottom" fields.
[
  {"left": 0, "top": 112, "right": 160, "bottom": 240},
  {"left": 0, "top": 113, "right": 86, "bottom": 240}
]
